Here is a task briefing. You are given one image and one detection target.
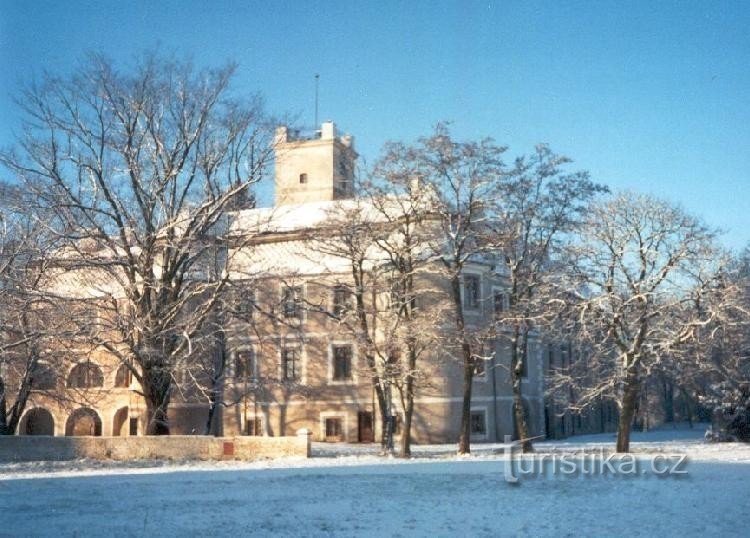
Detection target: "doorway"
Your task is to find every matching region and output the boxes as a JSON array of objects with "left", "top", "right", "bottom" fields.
[{"left": 358, "top": 411, "right": 374, "bottom": 443}]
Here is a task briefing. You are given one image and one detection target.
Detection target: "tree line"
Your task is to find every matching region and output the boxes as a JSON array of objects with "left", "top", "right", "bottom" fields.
[{"left": 0, "top": 53, "right": 747, "bottom": 454}]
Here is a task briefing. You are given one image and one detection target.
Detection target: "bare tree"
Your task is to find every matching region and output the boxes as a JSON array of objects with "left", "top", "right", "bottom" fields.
[
  {"left": 671, "top": 247, "right": 750, "bottom": 435},
  {"left": 0, "top": 53, "right": 274, "bottom": 434},
  {"left": 0, "top": 183, "right": 62, "bottom": 434},
  {"left": 559, "top": 192, "right": 728, "bottom": 452},
  {"left": 363, "top": 174, "right": 443, "bottom": 457},
  {"left": 490, "top": 145, "right": 606, "bottom": 452},
  {"left": 296, "top": 167, "right": 443, "bottom": 457},
  {"left": 374, "top": 125, "right": 509, "bottom": 454},
  {"left": 300, "top": 199, "right": 398, "bottom": 452}
]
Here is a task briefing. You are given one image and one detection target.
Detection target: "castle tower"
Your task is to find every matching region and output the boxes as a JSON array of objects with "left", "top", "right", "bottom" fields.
[{"left": 274, "top": 121, "right": 357, "bottom": 206}]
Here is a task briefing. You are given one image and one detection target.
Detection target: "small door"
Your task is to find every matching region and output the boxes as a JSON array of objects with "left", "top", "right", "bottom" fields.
[
  {"left": 129, "top": 417, "right": 139, "bottom": 436},
  {"left": 358, "top": 411, "right": 374, "bottom": 443}
]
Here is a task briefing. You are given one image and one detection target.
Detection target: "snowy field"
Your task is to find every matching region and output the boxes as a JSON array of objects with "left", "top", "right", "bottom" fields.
[{"left": 1, "top": 425, "right": 749, "bottom": 537}]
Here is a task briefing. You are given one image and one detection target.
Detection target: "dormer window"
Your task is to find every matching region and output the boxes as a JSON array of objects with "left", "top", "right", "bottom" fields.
[{"left": 299, "top": 173, "right": 308, "bottom": 184}]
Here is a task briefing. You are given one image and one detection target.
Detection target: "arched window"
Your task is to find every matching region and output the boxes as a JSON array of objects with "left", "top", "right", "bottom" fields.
[
  {"left": 67, "top": 361, "right": 104, "bottom": 388},
  {"left": 30, "top": 362, "right": 57, "bottom": 390},
  {"left": 114, "top": 363, "right": 132, "bottom": 388}
]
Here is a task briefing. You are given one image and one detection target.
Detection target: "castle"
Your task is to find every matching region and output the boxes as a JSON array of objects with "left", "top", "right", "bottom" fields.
[{"left": 16, "top": 121, "right": 562, "bottom": 444}]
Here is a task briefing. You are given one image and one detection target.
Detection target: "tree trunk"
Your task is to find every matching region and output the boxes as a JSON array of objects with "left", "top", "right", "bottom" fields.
[
  {"left": 2, "top": 373, "right": 32, "bottom": 436},
  {"left": 663, "top": 378, "right": 675, "bottom": 423},
  {"left": 372, "top": 371, "right": 389, "bottom": 451},
  {"left": 399, "top": 344, "right": 418, "bottom": 458},
  {"left": 204, "top": 327, "right": 227, "bottom": 436},
  {"left": 680, "top": 387, "right": 693, "bottom": 427},
  {"left": 616, "top": 370, "right": 640, "bottom": 453},
  {"left": 511, "top": 326, "right": 533, "bottom": 452},
  {"left": 354, "top": 267, "right": 389, "bottom": 451},
  {"left": 204, "top": 387, "right": 219, "bottom": 436},
  {"left": 400, "top": 398, "right": 414, "bottom": 458},
  {"left": 146, "top": 400, "right": 171, "bottom": 435},
  {"left": 142, "top": 366, "right": 172, "bottom": 435},
  {"left": 512, "top": 383, "right": 533, "bottom": 453},
  {"left": 452, "top": 274, "right": 474, "bottom": 455},
  {"left": 458, "top": 357, "right": 474, "bottom": 454},
  {"left": 0, "top": 377, "right": 9, "bottom": 435},
  {"left": 381, "top": 381, "right": 394, "bottom": 454}
]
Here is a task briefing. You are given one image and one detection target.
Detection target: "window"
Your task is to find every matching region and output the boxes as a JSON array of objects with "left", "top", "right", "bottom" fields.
[
  {"left": 325, "top": 417, "right": 343, "bottom": 440},
  {"left": 332, "top": 344, "right": 353, "bottom": 381},
  {"left": 236, "top": 289, "right": 255, "bottom": 317},
  {"left": 75, "top": 304, "right": 100, "bottom": 336},
  {"left": 332, "top": 286, "right": 350, "bottom": 318},
  {"left": 493, "top": 292, "right": 505, "bottom": 318},
  {"left": 474, "top": 340, "right": 494, "bottom": 380},
  {"left": 463, "top": 275, "right": 480, "bottom": 310},
  {"left": 244, "top": 417, "right": 263, "bottom": 436},
  {"left": 335, "top": 161, "right": 351, "bottom": 196},
  {"left": 114, "top": 363, "right": 132, "bottom": 388},
  {"left": 67, "top": 361, "right": 104, "bottom": 388},
  {"left": 299, "top": 173, "right": 308, "bottom": 184},
  {"left": 234, "top": 349, "right": 255, "bottom": 379},
  {"left": 30, "top": 362, "right": 56, "bottom": 390},
  {"left": 470, "top": 410, "right": 487, "bottom": 435},
  {"left": 282, "top": 347, "right": 299, "bottom": 381},
  {"left": 338, "top": 159, "right": 349, "bottom": 178},
  {"left": 281, "top": 286, "right": 303, "bottom": 319}
]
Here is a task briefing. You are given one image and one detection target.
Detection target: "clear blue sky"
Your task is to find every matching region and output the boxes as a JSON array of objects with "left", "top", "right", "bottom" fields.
[{"left": 1, "top": 0, "right": 748, "bottom": 250}]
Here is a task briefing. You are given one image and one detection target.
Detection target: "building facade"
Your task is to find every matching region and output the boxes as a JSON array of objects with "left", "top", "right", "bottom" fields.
[
  {"left": 220, "top": 122, "right": 546, "bottom": 443},
  {"left": 13, "top": 121, "right": 551, "bottom": 444}
]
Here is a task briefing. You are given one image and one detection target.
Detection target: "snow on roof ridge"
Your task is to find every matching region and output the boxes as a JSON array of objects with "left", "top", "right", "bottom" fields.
[{"left": 228, "top": 196, "right": 409, "bottom": 235}]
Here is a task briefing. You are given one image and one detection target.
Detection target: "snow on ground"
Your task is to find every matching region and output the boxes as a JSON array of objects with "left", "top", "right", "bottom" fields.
[{"left": 1, "top": 424, "right": 748, "bottom": 537}]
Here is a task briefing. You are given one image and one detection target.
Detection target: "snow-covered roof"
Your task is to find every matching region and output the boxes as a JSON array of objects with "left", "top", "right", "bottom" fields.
[
  {"left": 227, "top": 196, "right": 429, "bottom": 236},
  {"left": 228, "top": 238, "right": 358, "bottom": 278},
  {"left": 226, "top": 196, "right": 427, "bottom": 277}
]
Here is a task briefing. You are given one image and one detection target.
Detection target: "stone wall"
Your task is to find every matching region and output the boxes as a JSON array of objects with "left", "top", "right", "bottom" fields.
[{"left": 0, "top": 431, "right": 311, "bottom": 462}]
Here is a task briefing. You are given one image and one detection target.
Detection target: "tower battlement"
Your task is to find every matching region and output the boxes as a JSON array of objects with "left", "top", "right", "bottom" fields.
[{"left": 274, "top": 121, "right": 357, "bottom": 206}]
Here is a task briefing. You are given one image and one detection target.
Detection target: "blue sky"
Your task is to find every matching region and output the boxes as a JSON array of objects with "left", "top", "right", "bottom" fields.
[{"left": 1, "top": 0, "right": 748, "bottom": 250}]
